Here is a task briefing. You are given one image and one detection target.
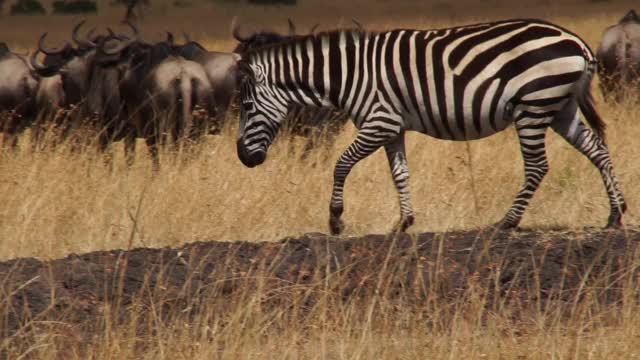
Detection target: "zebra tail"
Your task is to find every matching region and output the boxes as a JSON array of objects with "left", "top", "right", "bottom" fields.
[{"left": 576, "top": 60, "right": 606, "bottom": 140}]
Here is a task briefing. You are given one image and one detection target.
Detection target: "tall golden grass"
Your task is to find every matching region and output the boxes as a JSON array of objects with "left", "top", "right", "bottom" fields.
[
  {"left": 1, "top": 97, "right": 636, "bottom": 260},
  {"left": 1, "top": 3, "right": 639, "bottom": 358}
]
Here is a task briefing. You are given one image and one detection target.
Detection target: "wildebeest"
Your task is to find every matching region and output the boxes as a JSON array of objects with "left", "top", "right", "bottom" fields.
[
  {"left": 26, "top": 22, "right": 134, "bottom": 149},
  {"left": 30, "top": 21, "right": 134, "bottom": 113},
  {"left": 597, "top": 9, "right": 640, "bottom": 101},
  {"left": 0, "top": 43, "right": 39, "bottom": 147},
  {"left": 91, "top": 35, "right": 217, "bottom": 168},
  {"left": 25, "top": 21, "right": 218, "bottom": 166},
  {"left": 165, "top": 36, "right": 237, "bottom": 131}
]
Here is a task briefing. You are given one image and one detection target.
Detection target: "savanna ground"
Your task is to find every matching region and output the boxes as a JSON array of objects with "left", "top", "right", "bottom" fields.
[{"left": 1, "top": 0, "right": 640, "bottom": 358}]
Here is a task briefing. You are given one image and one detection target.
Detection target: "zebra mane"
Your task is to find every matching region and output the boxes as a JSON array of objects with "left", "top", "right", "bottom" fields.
[
  {"left": 238, "top": 17, "right": 578, "bottom": 64},
  {"left": 239, "top": 28, "right": 371, "bottom": 64},
  {"left": 237, "top": 18, "right": 594, "bottom": 78}
]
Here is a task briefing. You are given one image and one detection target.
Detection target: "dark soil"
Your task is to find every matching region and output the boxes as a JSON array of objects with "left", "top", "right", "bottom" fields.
[{"left": 1, "top": 228, "right": 639, "bottom": 340}]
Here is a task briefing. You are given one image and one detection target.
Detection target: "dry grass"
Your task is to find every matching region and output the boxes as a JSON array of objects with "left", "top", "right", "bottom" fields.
[
  {"left": 1, "top": 97, "right": 637, "bottom": 260},
  {"left": 1, "top": 93, "right": 637, "bottom": 261},
  {"left": 1, "top": 2, "right": 640, "bottom": 358}
]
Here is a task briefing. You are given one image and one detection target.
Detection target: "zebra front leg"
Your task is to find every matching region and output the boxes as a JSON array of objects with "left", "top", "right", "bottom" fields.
[
  {"left": 329, "top": 127, "right": 395, "bottom": 235},
  {"left": 551, "top": 110, "right": 626, "bottom": 228},
  {"left": 384, "top": 133, "right": 414, "bottom": 232},
  {"left": 497, "top": 121, "right": 550, "bottom": 229}
]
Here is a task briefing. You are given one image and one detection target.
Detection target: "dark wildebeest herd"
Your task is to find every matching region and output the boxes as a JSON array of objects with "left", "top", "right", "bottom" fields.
[{"left": 0, "top": 19, "right": 349, "bottom": 168}]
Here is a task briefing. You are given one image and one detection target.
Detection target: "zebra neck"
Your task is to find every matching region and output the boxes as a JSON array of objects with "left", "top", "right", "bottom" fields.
[{"left": 252, "top": 31, "right": 367, "bottom": 113}]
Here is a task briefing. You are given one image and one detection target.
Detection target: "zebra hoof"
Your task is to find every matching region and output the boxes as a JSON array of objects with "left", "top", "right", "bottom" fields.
[
  {"left": 329, "top": 216, "right": 344, "bottom": 235},
  {"left": 393, "top": 215, "right": 415, "bottom": 233},
  {"left": 490, "top": 219, "right": 518, "bottom": 232},
  {"left": 606, "top": 213, "right": 624, "bottom": 229}
]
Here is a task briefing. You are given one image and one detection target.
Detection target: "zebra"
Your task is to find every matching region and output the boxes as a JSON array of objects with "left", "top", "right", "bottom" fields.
[
  {"left": 232, "top": 21, "right": 351, "bottom": 157},
  {"left": 235, "top": 19, "right": 627, "bottom": 235}
]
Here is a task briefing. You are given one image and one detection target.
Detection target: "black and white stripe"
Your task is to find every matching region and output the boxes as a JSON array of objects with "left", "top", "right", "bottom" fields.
[{"left": 236, "top": 18, "right": 627, "bottom": 234}]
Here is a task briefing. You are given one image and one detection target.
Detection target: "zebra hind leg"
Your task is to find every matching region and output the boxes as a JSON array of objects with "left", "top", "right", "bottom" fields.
[
  {"left": 329, "top": 126, "right": 399, "bottom": 235},
  {"left": 496, "top": 118, "right": 551, "bottom": 229},
  {"left": 384, "top": 133, "right": 414, "bottom": 232},
  {"left": 550, "top": 106, "right": 626, "bottom": 228}
]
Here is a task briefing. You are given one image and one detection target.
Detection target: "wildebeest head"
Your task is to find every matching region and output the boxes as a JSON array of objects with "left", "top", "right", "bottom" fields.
[
  {"left": 231, "top": 18, "right": 323, "bottom": 55},
  {"left": 31, "top": 33, "right": 76, "bottom": 72},
  {"left": 162, "top": 32, "right": 208, "bottom": 60},
  {"left": 86, "top": 19, "right": 190, "bottom": 121},
  {"left": 84, "top": 33, "right": 148, "bottom": 120},
  {"left": 31, "top": 33, "right": 89, "bottom": 103},
  {"left": 31, "top": 20, "right": 103, "bottom": 76},
  {"left": 29, "top": 21, "right": 132, "bottom": 106},
  {"left": 231, "top": 18, "right": 293, "bottom": 54}
]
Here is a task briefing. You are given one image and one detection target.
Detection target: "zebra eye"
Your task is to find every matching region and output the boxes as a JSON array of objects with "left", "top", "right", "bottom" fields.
[{"left": 242, "top": 101, "right": 254, "bottom": 111}]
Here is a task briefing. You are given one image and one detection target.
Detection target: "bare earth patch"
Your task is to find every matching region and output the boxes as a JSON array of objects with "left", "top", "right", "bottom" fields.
[{"left": 1, "top": 228, "right": 637, "bottom": 343}]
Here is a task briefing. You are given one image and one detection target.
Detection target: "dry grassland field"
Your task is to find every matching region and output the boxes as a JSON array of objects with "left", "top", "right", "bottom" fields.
[{"left": 1, "top": 0, "right": 640, "bottom": 358}]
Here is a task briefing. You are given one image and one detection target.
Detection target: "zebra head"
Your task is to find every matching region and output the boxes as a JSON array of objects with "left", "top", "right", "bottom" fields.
[{"left": 236, "top": 60, "right": 287, "bottom": 168}]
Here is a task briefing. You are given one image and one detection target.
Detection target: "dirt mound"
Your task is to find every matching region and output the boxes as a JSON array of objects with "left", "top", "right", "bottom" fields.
[{"left": 1, "top": 228, "right": 638, "bottom": 340}]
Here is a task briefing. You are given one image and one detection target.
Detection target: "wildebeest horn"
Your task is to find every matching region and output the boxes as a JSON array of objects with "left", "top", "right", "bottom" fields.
[
  {"left": 71, "top": 20, "right": 84, "bottom": 43},
  {"left": 29, "top": 50, "right": 43, "bottom": 69},
  {"left": 100, "top": 36, "right": 135, "bottom": 56},
  {"left": 124, "top": 19, "right": 139, "bottom": 40},
  {"left": 352, "top": 18, "right": 363, "bottom": 30},
  {"left": 106, "top": 28, "right": 129, "bottom": 41},
  {"left": 38, "top": 33, "right": 71, "bottom": 55},
  {"left": 71, "top": 20, "right": 90, "bottom": 46},
  {"left": 183, "top": 31, "right": 191, "bottom": 43},
  {"left": 310, "top": 24, "right": 320, "bottom": 34},
  {"left": 72, "top": 20, "right": 96, "bottom": 48},
  {"left": 166, "top": 31, "right": 175, "bottom": 45},
  {"left": 231, "top": 16, "right": 249, "bottom": 42},
  {"left": 287, "top": 18, "right": 296, "bottom": 35},
  {"left": 29, "top": 48, "right": 58, "bottom": 77},
  {"left": 87, "top": 27, "right": 97, "bottom": 40}
]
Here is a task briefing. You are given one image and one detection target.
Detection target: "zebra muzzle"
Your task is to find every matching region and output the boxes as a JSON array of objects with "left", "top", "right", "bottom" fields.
[{"left": 236, "top": 139, "right": 266, "bottom": 168}]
